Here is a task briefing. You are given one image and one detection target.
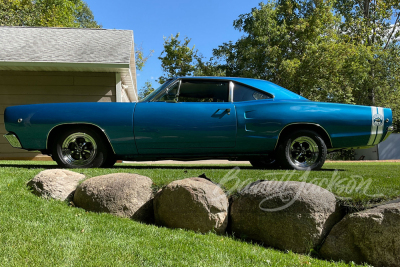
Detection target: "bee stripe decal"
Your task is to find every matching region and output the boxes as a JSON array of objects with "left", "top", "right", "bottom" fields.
[
  {"left": 367, "top": 106, "right": 385, "bottom": 146},
  {"left": 367, "top": 106, "right": 377, "bottom": 146},
  {"left": 373, "top": 107, "right": 384, "bottom": 145}
]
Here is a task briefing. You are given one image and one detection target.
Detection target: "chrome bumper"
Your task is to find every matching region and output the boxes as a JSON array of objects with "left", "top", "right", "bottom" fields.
[{"left": 3, "top": 133, "right": 22, "bottom": 148}]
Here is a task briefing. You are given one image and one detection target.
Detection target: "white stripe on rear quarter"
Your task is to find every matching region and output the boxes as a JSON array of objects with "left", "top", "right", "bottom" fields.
[
  {"left": 373, "top": 107, "right": 385, "bottom": 145},
  {"left": 367, "top": 106, "right": 377, "bottom": 146}
]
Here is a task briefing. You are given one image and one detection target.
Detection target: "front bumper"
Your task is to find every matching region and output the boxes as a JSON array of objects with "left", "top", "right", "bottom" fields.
[{"left": 3, "top": 133, "right": 22, "bottom": 148}]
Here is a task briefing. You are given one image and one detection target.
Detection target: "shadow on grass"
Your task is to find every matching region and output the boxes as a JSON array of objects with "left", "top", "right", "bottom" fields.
[
  {"left": 0, "top": 163, "right": 346, "bottom": 172},
  {"left": 0, "top": 164, "right": 58, "bottom": 169}
]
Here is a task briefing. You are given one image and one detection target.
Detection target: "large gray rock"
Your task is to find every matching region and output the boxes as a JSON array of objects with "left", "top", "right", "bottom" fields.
[
  {"left": 153, "top": 177, "right": 229, "bottom": 234},
  {"left": 320, "top": 203, "right": 400, "bottom": 266},
  {"left": 73, "top": 173, "right": 154, "bottom": 223},
  {"left": 27, "top": 169, "right": 85, "bottom": 201},
  {"left": 230, "top": 180, "right": 343, "bottom": 253}
]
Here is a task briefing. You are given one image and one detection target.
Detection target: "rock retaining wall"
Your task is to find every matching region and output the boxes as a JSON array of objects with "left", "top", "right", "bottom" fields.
[{"left": 27, "top": 170, "right": 400, "bottom": 266}]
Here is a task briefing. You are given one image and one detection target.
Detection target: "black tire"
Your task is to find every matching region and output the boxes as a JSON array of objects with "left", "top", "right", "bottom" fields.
[
  {"left": 250, "top": 155, "right": 277, "bottom": 169},
  {"left": 51, "top": 126, "right": 109, "bottom": 168},
  {"left": 277, "top": 130, "right": 327, "bottom": 171}
]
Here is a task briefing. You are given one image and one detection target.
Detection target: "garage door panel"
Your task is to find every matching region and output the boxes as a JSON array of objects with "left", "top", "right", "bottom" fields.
[
  {"left": 0, "top": 76, "right": 74, "bottom": 86},
  {"left": 0, "top": 71, "right": 118, "bottom": 159},
  {"left": 0, "top": 95, "right": 114, "bottom": 104}
]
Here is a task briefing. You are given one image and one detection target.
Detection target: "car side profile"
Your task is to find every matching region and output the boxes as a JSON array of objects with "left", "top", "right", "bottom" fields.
[{"left": 3, "top": 77, "right": 394, "bottom": 170}]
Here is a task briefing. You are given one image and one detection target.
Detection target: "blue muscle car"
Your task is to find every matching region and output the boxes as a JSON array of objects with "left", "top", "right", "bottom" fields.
[{"left": 3, "top": 77, "right": 394, "bottom": 170}]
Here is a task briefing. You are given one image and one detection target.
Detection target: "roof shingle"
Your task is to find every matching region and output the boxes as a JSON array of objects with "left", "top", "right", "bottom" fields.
[{"left": 0, "top": 27, "right": 133, "bottom": 64}]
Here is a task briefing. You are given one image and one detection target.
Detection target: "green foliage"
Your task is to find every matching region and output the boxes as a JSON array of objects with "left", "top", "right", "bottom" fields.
[
  {"left": 135, "top": 43, "right": 154, "bottom": 71},
  {"left": 158, "top": 33, "right": 198, "bottom": 84},
  {"left": 0, "top": 0, "right": 100, "bottom": 28},
  {"left": 158, "top": 33, "right": 226, "bottom": 84},
  {"left": 212, "top": 0, "right": 400, "bottom": 129},
  {"left": 138, "top": 80, "right": 154, "bottom": 100},
  {"left": 193, "top": 55, "right": 226, "bottom": 77}
]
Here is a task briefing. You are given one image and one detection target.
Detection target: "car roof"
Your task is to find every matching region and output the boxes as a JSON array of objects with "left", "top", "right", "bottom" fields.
[{"left": 177, "top": 76, "right": 307, "bottom": 100}]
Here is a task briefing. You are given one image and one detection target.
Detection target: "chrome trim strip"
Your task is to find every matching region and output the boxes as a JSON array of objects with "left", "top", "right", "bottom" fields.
[
  {"left": 274, "top": 122, "right": 333, "bottom": 150},
  {"left": 149, "top": 79, "right": 182, "bottom": 102},
  {"left": 229, "top": 81, "right": 234, "bottom": 102},
  {"left": 3, "top": 133, "right": 22, "bottom": 148},
  {"left": 46, "top": 123, "right": 116, "bottom": 154}
]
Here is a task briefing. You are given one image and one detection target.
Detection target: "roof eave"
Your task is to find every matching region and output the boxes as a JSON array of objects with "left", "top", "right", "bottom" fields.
[{"left": 0, "top": 61, "right": 130, "bottom": 70}]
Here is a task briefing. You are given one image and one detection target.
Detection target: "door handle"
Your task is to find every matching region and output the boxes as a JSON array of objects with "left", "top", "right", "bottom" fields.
[{"left": 217, "top": 108, "right": 231, "bottom": 115}]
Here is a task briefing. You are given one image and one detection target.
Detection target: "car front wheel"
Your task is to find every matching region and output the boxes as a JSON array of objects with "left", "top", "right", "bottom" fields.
[
  {"left": 51, "top": 127, "right": 108, "bottom": 168},
  {"left": 277, "top": 130, "right": 327, "bottom": 171}
]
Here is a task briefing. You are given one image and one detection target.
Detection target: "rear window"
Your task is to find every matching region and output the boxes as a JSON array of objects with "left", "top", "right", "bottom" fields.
[{"left": 233, "top": 83, "right": 271, "bottom": 102}]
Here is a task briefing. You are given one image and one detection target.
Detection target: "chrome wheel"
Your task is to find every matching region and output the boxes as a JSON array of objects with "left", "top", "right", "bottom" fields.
[
  {"left": 61, "top": 133, "right": 97, "bottom": 166},
  {"left": 289, "top": 136, "right": 319, "bottom": 168}
]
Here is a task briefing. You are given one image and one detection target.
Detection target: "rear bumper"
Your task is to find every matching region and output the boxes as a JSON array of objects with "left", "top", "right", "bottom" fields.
[
  {"left": 3, "top": 133, "right": 22, "bottom": 148},
  {"left": 382, "top": 125, "right": 394, "bottom": 142}
]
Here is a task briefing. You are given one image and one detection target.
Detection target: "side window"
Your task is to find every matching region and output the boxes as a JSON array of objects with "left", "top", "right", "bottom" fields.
[
  {"left": 233, "top": 83, "right": 271, "bottom": 102},
  {"left": 178, "top": 80, "right": 229, "bottom": 102},
  {"left": 154, "top": 82, "right": 180, "bottom": 102}
]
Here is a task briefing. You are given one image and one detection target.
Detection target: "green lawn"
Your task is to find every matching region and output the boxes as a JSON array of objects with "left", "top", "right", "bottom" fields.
[{"left": 1, "top": 160, "right": 397, "bottom": 266}]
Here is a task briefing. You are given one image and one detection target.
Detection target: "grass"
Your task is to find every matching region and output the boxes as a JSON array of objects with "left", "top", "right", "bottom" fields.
[{"left": 1, "top": 160, "right": 398, "bottom": 266}]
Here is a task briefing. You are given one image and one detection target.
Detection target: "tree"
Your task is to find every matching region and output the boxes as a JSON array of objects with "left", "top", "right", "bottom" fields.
[
  {"left": 333, "top": 0, "right": 400, "bottom": 125},
  {"left": 0, "top": 0, "right": 100, "bottom": 28},
  {"left": 158, "top": 33, "right": 226, "bottom": 83},
  {"left": 212, "top": 0, "right": 400, "bottom": 128},
  {"left": 158, "top": 33, "right": 198, "bottom": 84},
  {"left": 138, "top": 80, "right": 155, "bottom": 100},
  {"left": 213, "top": 1, "right": 360, "bottom": 102},
  {"left": 135, "top": 43, "right": 154, "bottom": 71}
]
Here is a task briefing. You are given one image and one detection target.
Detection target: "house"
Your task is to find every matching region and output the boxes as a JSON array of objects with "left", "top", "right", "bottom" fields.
[{"left": 0, "top": 26, "right": 137, "bottom": 160}]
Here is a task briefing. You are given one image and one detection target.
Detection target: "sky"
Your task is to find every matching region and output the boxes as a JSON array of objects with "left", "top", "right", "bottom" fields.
[{"left": 84, "top": 0, "right": 263, "bottom": 93}]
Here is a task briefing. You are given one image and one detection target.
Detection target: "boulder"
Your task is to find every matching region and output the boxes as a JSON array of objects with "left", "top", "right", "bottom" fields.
[
  {"left": 73, "top": 173, "right": 154, "bottom": 223},
  {"left": 153, "top": 177, "right": 229, "bottom": 234},
  {"left": 27, "top": 169, "right": 85, "bottom": 201},
  {"left": 230, "top": 180, "right": 343, "bottom": 253},
  {"left": 320, "top": 202, "right": 400, "bottom": 266}
]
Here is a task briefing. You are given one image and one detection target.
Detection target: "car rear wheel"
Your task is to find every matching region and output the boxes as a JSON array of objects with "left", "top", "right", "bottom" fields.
[
  {"left": 277, "top": 130, "right": 327, "bottom": 171},
  {"left": 51, "top": 127, "right": 108, "bottom": 168}
]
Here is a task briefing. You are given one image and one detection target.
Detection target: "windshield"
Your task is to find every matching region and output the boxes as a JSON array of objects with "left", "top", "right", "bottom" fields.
[{"left": 139, "top": 79, "right": 175, "bottom": 102}]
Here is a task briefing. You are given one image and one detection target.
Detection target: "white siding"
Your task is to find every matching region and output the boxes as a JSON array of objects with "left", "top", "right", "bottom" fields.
[{"left": 0, "top": 71, "right": 116, "bottom": 159}]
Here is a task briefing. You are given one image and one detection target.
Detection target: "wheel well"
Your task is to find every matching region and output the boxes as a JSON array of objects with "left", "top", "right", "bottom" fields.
[
  {"left": 276, "top": 124, "right": 332, "bottom": 149},
  {"left": 46, "top": 124, "right": 115, "bottom": 155}
]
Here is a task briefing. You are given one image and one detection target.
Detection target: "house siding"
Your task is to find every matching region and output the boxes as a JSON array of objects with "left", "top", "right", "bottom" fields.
[{"left": 0, "top": 71, "right": 116, "bottom": 159}]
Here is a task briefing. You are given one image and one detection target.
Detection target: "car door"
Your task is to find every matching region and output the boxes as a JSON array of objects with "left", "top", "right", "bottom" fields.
[{"left": 134, "top": 79, "right": 237, "bottom": 154}]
